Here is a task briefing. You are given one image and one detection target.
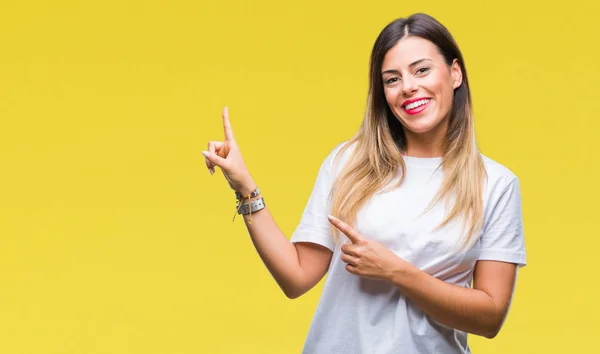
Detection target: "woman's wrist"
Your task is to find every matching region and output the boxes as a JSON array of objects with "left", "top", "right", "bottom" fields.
[
  {"left": 388, "top": 257, "right": 418, "bottom": 286},
  {"left": 236, "top": 178, "right": 258, "bottom": 197},
  {"left": 233, "top": 177, "right": 264, "bottom": 224}
]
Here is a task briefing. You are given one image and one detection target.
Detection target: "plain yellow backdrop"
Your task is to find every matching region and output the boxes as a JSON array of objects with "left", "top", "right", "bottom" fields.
[{"left": 1, "top": 0, "right": 598, "bottom": 353}]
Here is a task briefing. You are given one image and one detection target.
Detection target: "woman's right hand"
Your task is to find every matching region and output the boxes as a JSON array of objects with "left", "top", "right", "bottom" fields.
[{"left": 202, "top": 106, "right": 256, "bottom": 195}]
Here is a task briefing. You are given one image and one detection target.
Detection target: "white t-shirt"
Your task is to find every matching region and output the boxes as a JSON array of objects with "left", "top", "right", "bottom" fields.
[{"left": 290, "top": 142, "right": 527, "bottom": 354}]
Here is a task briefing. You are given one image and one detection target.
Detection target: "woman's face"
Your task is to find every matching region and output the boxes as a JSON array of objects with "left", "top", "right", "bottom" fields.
[{"left": 381, "top": 36, "right": 462, "bottom": 136}]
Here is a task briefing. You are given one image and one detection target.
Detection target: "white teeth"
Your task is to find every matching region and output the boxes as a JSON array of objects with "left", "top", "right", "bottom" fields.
[{"left": 404, "top": 99, "right": 430, "bottom": 110}]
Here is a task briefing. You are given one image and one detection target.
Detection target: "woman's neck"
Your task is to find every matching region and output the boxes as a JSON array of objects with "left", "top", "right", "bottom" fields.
[{"left": 402, "top": 116, "right": 449, "bottom": 158}]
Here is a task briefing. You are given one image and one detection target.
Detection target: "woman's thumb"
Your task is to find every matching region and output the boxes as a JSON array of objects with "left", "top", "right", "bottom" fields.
[{"left": 201, "top": 151, "right": 226, "bottom": 168}]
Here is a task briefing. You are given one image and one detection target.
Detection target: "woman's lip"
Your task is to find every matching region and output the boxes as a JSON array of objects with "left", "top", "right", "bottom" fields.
[
  {"left": 403, "top": 100, "right": 432, "bottom": 115},
  {"left": 401, "top": 97, "right": 431, "bottom": 107}
]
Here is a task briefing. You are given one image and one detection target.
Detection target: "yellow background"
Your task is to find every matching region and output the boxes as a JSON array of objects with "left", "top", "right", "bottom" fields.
[{"left": 1, "top": 0, "right": 598, "bottom": 353}]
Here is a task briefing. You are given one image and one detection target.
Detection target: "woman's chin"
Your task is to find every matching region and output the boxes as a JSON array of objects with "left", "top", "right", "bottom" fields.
[
  {"left": 403, "top": 122, "right": 438, "bottom": 135},
  {"left": 400, "top": 114, "right": 446, "bottom": 135}
]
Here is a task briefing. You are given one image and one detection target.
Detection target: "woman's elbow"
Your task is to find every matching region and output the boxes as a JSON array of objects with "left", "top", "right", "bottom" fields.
[
  {"left": 281, "top": 284, "right": 308, "bottom": 299},
  {"left": 480, "top": 318, "right": 505, "bottom": 339},
  {"left": 284, "top": 288, "right": 307, "bottom": 299},
  {"left": 482, "top": 327, "right": 501, "bottom": 339}
]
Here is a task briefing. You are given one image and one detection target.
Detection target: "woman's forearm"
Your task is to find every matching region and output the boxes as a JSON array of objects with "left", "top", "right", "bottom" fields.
[
  {"left": 389, "top": 263, "right": 504, "bottom": 338},
  {"left": 239, "top": 200, "right": 306, "bottom": 298}
]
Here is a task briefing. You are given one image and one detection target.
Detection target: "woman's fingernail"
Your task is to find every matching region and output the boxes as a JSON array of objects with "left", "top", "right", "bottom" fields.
[
  {"left": 201, "top": 151, "right": 210, "bottom": 158},
  {"left": 210, "top": 168, "right": 214, "bottom": 175}
]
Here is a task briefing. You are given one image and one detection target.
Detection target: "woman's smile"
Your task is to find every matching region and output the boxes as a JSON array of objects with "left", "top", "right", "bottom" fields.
[{"left": 401, "top": 97, "right": 432, "bottom": 115}]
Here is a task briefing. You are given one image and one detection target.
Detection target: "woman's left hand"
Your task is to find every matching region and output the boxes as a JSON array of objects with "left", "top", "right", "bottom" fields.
[{"left": 327, "top": 215, "right": 411, "bottom": 281}]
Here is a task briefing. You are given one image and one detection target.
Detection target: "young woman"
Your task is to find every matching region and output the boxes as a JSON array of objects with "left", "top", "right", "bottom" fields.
[{"left": 202, "top": 13, "right": 526, "bottom": 354}]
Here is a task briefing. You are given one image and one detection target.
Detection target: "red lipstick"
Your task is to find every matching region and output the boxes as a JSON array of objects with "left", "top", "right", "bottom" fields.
[{"left": 401, "top": 97, "right": 432, "bottom": 115}]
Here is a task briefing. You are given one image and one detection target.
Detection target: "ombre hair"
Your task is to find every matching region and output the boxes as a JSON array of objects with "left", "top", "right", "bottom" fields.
[{"left": 330, "top": 13, "right": 486, "bottom": 248}]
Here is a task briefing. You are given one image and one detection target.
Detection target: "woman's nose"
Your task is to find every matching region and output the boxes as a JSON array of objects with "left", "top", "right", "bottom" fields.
[{"left": 401, "top": 76, "right": 419, "bottom": 96}]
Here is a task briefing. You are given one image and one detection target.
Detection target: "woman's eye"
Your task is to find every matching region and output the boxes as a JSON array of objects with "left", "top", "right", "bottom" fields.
[
  {"left": 417, "top": 67, "right": 430, "bottom": 74},
  {"left": 385, "top": 77, "right": 399, "bottom": 84}
]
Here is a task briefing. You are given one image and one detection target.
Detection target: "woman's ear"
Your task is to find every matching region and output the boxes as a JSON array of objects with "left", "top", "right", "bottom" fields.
[{"left": 451, "top": 59, "right": 463, "bottom": 89}]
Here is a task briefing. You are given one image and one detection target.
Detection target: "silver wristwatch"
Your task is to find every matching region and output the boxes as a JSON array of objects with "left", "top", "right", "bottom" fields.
[{"left": 237, "top": 197, "right": 266, "bottom": 215}]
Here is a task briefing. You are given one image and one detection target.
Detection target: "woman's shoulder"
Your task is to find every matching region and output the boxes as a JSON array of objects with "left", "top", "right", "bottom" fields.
[
  {"left": 323, "top": 140, "right": 356, "bottom": 173},
  {"left": 480, "top": 153, "right": 520, "bottom": 192}
]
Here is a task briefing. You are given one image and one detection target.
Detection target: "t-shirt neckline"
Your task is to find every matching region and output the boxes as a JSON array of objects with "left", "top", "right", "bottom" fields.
[{"left": 402, "top": 155, "right": 443, "bottom": 168}]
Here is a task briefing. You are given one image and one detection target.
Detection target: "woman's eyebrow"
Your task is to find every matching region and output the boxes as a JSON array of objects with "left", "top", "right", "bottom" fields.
[
  {"left": 409, "top": 58, "right": 432, "bottom": 67},
  {"left": 382, "top": 58, "right": 433, "bottom": 75}
]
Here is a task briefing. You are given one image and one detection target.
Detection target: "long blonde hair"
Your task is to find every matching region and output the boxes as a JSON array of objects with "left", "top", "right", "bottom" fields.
[{"left": 330, "top": 13, "right": 486, "bottom": 248}]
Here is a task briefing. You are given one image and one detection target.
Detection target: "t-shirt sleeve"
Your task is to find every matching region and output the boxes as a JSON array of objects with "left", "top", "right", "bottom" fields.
[
  {"left": 289, "top": 146, "right": 344, "bottom": 252},
  {"left": 478, "top": 178, "right": 527, "bottom": 268}
]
